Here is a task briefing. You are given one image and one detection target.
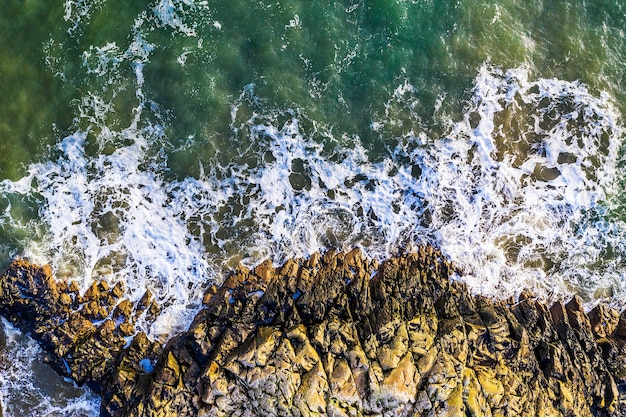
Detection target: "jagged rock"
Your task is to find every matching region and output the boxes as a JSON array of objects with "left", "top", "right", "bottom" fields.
[
  {"left": 113, "top": 299, "right": 133, "bottom": 320},
  {"left": 0, "top": 259, "right": 159, "bottom": 395},
  {"left": 1, "top": 249, "right": 626, "bottom": 416},
  {"left": 589, "top": 304, "right": 620, "bottom": 338}
]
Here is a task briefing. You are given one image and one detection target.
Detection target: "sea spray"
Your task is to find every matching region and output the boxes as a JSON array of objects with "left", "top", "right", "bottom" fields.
[
  {"left": 393, "top": 65, "right": 625, "bottom": 305},
  {"left": 0, "top": 319, "right": 100, "bottom": 416},
  {"left": 0, "top": 65, "right": 621, "bottom": 343},
  {"left": 0, "top": 0, "right": 624, "bottom": 414}
]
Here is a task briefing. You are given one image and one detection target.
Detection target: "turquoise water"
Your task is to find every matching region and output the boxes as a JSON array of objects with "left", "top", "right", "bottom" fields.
[{"left": 0, "top": 0, "right": 624, "bottom": 414}]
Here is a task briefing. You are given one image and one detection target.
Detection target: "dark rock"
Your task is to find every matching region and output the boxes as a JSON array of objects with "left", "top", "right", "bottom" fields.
[
  {"left": 111, "top": 282, "right": 124, "bottom": 299},
  {"left": 0, "top": 259, "right": 154, "bottom": 396},
  {"left": 1, "top": 249, "right": 626, "bottom": 416},
  {"left": 113, "top": 299, "right": 133, "bottom": 320}
]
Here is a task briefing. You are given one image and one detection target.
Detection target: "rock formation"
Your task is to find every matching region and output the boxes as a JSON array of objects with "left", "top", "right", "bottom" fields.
[{"left": 1, "top": 248, "right": 626, "bottom": 416}]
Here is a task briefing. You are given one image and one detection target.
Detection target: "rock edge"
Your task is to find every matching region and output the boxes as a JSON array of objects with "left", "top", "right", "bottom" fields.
[{"left": 1, "top": 248, "right": 626, "bottom": 416}]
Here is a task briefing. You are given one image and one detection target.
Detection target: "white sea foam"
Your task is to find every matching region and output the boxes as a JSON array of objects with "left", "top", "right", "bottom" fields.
[
  {"left": 400, "top": 65, "right": 625, "bottom": 304},
  {"left": 12, "top": 126, "right": 215, "bottom": 337},
  {"left": 63, "top": 0, "right": 107, "bottom": 34},
  {"left": 178, "top": 64, "right": 625, "bottom": 307},
  {"left": 3, "top": 0, "right": 626, "bottom": 349},
  {"left": 152, "top": 0, "right": 213, "bottom": 38},
  {"left": 1, "top": 1, "right": 623, "bottom": 415},
  {"left": 1, "top": 51, "right": 622, "bottom": 354},
  {"left": 0, "top": 2, "right": 214, "bottom": 339},
  {"left": 0, "top": 319, "right": 100, "bottom": 416},
  {"left": 2, "top": 2, "right": 626, "bottom": 412}
]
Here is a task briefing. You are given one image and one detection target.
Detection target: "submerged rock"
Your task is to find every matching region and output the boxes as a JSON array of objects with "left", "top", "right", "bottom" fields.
[{"left": 1, "top": 249, "right": 626, "bottom": 416}]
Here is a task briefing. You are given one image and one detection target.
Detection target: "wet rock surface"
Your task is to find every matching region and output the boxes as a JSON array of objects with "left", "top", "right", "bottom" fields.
[
  {"left": 1, "top": 248, "right": 626, "bottom": 416},
  {"left": 0, "top": 259, "right": 162, "bottom": 403}
]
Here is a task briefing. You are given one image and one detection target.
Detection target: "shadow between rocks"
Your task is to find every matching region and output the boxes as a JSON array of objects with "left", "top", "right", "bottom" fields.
[{"left": 0, "top": 247, "right": 625, "bottom": 416}]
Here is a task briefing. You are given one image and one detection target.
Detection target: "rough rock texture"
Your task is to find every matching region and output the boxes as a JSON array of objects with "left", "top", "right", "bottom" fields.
[
  {"left": 2, "top": 248, "right": 626, "bottom": 416},
  {"left": 0, "top": 259, "right": 162, "bottom": 400}
]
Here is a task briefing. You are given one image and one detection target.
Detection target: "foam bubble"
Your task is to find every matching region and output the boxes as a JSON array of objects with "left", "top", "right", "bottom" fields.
[
  {"left": 396, "top": 65, "right": 625, "bottom": 304},
  {"left": 17, "top": 129, "right": 214, "bottom": 337},
  {"left": 0, "top": 319, "right": 100, "bottom": 417},
  {"left": 0, "top": 0, "right": 219, "bottom": 340},
  {"left": 63, "top": 0, "right": 107, "bottom": 34},
  {"left": 152, "top": 0, "right": 211, "bottom": 37},
  {"left": 8, "top": 0, "right": 624, "bottom": 412},
  {"left": 1, "top": 63, "right": 622, "bottom": 346},
  {"left": 182, "top": 64, "right": 625, "bottom": 307}
]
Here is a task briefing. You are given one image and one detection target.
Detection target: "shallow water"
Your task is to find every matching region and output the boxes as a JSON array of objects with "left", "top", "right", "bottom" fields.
[
  {"left": 0, "top": 0, "right": 624, "bottom": 414},
  {"left": 0, "top": 319, "right": 100, "bottom": 416}
]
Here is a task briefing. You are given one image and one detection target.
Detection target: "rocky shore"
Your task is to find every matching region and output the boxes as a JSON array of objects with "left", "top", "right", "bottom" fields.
[{"left": 1, "top": 247, "right": 626, "bottom": 416}]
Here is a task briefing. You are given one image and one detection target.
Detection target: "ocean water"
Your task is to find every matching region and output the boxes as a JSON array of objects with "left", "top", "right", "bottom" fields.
[{"left": 0, "top": 0, "right": 624, "bottom": 414}]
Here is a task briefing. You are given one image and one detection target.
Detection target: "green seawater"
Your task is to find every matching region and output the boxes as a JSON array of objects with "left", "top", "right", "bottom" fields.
[
  {"left": 0, "top": 0, "right": 624, "bottom": 415},
  {"left": 1, "top": 0, "right": 624, "bottom": 176}
]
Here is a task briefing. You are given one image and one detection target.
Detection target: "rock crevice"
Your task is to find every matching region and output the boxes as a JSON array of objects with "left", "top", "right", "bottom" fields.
[{"left": 1, "top": 248, "right": 626, "bottom": 416}]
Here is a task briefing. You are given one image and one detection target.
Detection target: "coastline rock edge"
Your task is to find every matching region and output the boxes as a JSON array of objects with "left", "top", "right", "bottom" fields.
[{"left": 0, "top": 248, "right": 625, "bottom": 416}]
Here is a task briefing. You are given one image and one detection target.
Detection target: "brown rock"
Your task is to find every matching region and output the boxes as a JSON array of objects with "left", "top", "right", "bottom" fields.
[
  {"left": 118, "top": 322, "right": 135, "bottom": 337},
  {"left": 1, "top": 249, "right": 626, "bottom": 417},
  {"left": 58, "top": 293, "right": 72, "bottom": 307},
  {"left": 137, "top": 289, "right": 152, "bottom": 311},
  {"left": 83, "top": 282, "right": 101, "bottom": 302},
  {"left": 253, "top": 259, "right": 275, "bottom": 283},
  {"left": 113, "top": 299, "right": 133, "bottom": 320},
  {"left": 111, "top": 281, "right": 124, "bottom": 299},
  {"left": 68, "top": 280, "right": 80, "bottom": 293},
  {"left": 159, "top": 352, "right": 181, "bottom": 387}
]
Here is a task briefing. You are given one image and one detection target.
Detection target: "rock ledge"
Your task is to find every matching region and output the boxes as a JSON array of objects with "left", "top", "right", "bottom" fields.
[{"left": 1, "top": 248, "right": 626, "bottom": 416}]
